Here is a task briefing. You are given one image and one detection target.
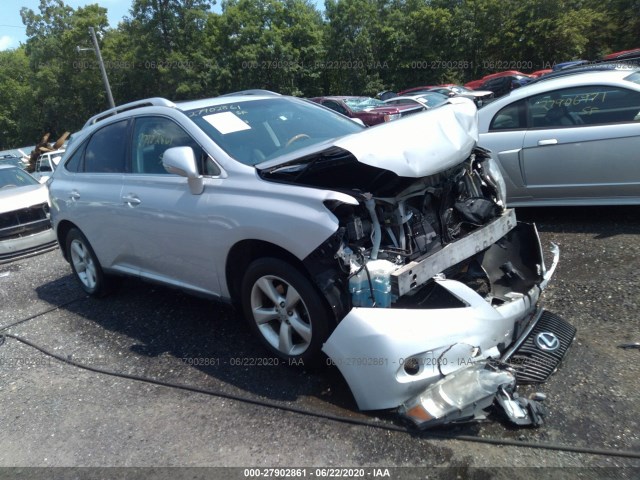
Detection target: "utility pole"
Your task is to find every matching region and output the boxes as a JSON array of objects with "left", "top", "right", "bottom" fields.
[{"left": 86, "top": 26, "right": 115, "bottom": 109}]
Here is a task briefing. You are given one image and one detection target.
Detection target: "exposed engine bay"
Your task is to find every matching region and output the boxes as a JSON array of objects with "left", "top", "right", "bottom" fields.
[
  {"left": 265, "top": 146, "right": 537, "bottom": 318},
  {"left": 326, "top": 147, "right": 511, "bottom": 311}
]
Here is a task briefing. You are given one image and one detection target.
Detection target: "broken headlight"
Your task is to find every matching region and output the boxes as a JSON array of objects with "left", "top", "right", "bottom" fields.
[
  {"left": 484, "top": 156, "right": 507, "bottom": 207},
  {"left": 399, "top": 363, "right": 515, "bottom": 429}
]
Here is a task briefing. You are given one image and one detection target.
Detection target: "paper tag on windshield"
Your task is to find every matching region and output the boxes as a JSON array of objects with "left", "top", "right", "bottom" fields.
[{"left": 203, "top": 112, "right": 251, "bottom": 134}]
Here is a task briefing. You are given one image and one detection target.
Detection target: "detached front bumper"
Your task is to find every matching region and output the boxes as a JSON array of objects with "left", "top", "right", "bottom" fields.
[{"left": 322, "top": 222, "right": 569, "bottom": 412}]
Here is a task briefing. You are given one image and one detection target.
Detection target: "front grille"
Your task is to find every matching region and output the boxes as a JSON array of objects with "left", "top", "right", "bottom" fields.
[
  {"left": 0, "top": 203, "right": 51, "bottom": 240},
  {"left": 504, "top": 310, "right": 576, "bottom": 384}
]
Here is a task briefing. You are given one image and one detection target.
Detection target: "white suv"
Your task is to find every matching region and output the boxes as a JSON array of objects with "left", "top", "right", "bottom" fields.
[
  {"left": 32, "top": 149, "right": 65, "bottom": 183},
  {"left": 49, "top": 91, "right": 573, "bottom": 425}
]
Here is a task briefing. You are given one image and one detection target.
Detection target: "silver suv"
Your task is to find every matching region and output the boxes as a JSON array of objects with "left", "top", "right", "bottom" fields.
[{"left": 49, "top": 92, "right": 573, "bottom": 426}]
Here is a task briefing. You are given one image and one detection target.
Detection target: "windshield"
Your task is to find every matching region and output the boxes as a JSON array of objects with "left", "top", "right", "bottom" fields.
[
  {"left": 624, "top": 71, "right": 640, "bottom": 85},
  {"left": 416, "top": 93, "right": 449, "bottom": 106},
  {"left": 186, "top": 97, "right": 364, "bottom": 166},
  {"left": 451, "top": 85, "right": 472, "bottom": 93},
  {"left": 0, "top": 157, "right": 26, "bottom": 169},
  {"left": 0, "top": 167, "right": 39, "bottom": 189},
  {"left": 386, "top": 99, "right": 418, "bottom": 106},
  {"left": 343, "top": 97, "right": 386, "bottom": 112}
]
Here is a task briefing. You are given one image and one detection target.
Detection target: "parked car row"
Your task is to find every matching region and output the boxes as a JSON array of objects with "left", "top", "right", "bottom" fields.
[
  {"left": 308, "top": 95, "right": 424, "bottom": 126},
  {"left": 387, "top": 62, "right": 640, "bottom": 206},
  {"left": 0, "top": 149, "right": 65, "bottom": 183},
  {"left": 398, "top": 85, "right": 495, "bottom": 107},
  {"left": 461, "top": 48, "right": 639, "bottom": 98},
  {"left": 382, "top": 92, "right": 449, "bottom": 109}
]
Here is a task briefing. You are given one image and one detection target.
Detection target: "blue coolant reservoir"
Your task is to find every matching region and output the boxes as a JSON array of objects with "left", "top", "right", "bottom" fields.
[{"left": 349, "top": 259, "right": 398, "bottom": 308}]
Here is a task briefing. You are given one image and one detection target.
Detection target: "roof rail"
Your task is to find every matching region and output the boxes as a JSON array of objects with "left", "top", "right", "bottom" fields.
[
  {"left": 218, "top": 89, "right": 281, "bottom": 97},
  {"left": 82, "top": 97, "right": 176, "bottom": 129}
]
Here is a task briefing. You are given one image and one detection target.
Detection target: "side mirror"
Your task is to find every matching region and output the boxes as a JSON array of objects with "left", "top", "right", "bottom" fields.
[
  {"left": 162, "top": 146, "right": 204, "bottom": 195},
  {"left": 351, "top": 117, "right": 366, "bottom": 127}
]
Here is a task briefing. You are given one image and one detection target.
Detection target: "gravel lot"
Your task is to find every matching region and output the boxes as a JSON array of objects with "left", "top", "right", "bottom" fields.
[{"left": 0, "top": 206, "right": 638, "bottom": 479}]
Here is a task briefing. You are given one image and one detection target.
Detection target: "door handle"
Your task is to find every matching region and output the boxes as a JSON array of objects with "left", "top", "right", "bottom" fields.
[
  {"left": 70, "top": 191, "right": 80, "bottom": 201},
  {"left": 538, "top": 139, "right": 558, "bottom": 146},
  {"left": 122, "top": 194, "right": 141, "bottom": 206}
]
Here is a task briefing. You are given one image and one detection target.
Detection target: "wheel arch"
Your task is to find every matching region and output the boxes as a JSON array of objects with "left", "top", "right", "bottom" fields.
[
  {"left": 55, "top": 220, "right": 79, "bottom": 261},
  {"left": 226, "top": 239, "right": 348, "bottom": 324},
  {"left": 226, "top": 240, "right": 307, "bottom": 306}
]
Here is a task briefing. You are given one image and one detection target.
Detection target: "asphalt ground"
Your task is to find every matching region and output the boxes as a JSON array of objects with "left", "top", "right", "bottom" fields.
[{"left": 0, "top": 206, "right": 638, "bottom": 479}]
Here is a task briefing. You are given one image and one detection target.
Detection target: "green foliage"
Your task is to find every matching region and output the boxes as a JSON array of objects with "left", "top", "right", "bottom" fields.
[
  {"left": 114, "top": 0, "right": 213, "bottom": 101},
  {"left": 0, "top": 48, "right": 31, "bottom": 149},
  {"left": 0, "top": 0, "right": 637, "bottom": 148},
  {"left": 215, "top": 0, "right": 325, "bottom": 96},
  {"left": 17, "top": 0, "right": 110, "bottom": 143}
]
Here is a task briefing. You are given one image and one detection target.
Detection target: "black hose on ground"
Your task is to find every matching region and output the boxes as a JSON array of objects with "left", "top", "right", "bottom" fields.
[{"left": 1, "top": 331, "right": 639, "bottom": 460}]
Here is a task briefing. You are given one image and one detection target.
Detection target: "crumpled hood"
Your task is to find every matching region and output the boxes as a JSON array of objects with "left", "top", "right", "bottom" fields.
[
  {"left": 334, "top": 97, "right": 478, "bottom": 177},
  {"left": 0, "top": 184, "right": 49, "bottom": 214},
  {"left": 257, "top": 97, "right": 478, "bottom": 179}
]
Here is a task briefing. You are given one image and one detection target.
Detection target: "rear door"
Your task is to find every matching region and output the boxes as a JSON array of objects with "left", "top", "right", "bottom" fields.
[
  {"left": 61, "top": 120, "right": 128, "bottom": 267},
  {"left": 521, "top": 85, "right": 640, "bottom": 202}
]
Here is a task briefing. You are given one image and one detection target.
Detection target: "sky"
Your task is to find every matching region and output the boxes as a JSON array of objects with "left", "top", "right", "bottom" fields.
[
  {"left": 0, "top": 0, "right": 227, "bottom": 51},
  {"left": 0, "top": 0, "right": 131, "bottom": 50}
]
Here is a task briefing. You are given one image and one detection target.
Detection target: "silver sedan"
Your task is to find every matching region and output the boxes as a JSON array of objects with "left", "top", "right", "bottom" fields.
[
  {"left": 477, "top": 68, "right": 640, "bottom": 206},
  {"left": 0, "top": 164, "right": 57, "bottom": 262}
]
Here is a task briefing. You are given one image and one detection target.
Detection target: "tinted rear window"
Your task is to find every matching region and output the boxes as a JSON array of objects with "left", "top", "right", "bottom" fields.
[{"left": 84, "top": 120, "right": 129, "bottom": 173}]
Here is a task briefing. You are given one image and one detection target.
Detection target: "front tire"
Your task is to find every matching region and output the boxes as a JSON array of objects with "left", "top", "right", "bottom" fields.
[
  {"left": 240, "top": 258, "right": 332, "bottom": 365},
  {"left": 65, "top": 228, "right": 111, "bottom": 297}
]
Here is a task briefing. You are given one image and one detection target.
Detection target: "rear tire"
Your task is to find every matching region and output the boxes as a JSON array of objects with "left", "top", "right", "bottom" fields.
[
  {"left": 240, "top": 258, "right": 332, "bottom": 367},
  {"left": 65, "top": 228, "right": 112, "bottom": 297}
]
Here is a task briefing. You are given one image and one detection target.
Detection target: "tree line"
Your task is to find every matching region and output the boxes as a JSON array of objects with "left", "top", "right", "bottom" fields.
[{"left": 0, "top": 0, "right": 638, "bottom": 149}]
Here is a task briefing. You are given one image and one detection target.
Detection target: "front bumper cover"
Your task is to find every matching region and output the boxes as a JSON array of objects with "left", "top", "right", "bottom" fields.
[
  {"left": 0, "top": 228, "right": 57, "bottom": 264},
  {"left": 323, "top": 277, "right": 545, "bottom": 411}
]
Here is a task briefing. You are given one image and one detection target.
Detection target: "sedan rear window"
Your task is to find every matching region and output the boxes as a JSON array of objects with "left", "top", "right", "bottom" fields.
[{"left": 489, "top": 100, "right": 526, "bottom": 130}]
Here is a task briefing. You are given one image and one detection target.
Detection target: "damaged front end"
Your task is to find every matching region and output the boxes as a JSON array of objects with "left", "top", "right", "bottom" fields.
[
  {"left": 399, "top": 361, "right": 551, "bottom": 429},
  {"left": 259, "top": 100, "right": 574, "bottom": 428}
]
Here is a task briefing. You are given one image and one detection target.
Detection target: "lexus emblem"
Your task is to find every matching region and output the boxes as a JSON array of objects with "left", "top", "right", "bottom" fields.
[{"left": 535, "top": 332, "right": 560, "bottom": 352}]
